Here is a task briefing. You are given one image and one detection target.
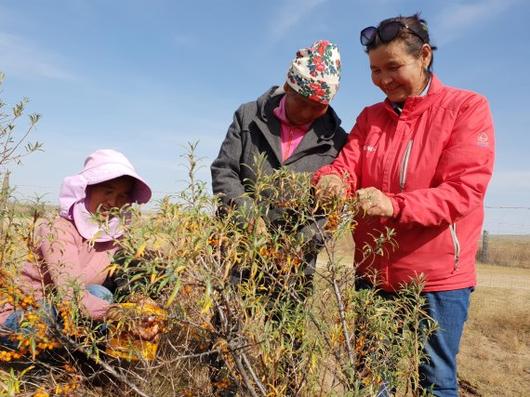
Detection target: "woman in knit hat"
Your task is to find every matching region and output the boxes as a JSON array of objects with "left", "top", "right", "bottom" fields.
[
  {"left": 0, "top": 149, "right": 159, "bottom": 343},
  {"left": 210, "top": 40, "right": 347, "bottom": 395},
  {"left": 212, "top": 39, "right": 346, "bottom": 273}
]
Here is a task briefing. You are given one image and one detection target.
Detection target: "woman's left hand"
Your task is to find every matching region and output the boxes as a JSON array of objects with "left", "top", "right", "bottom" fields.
[{"left": 356, "top": 187, "right": 394, "bottom": 217}]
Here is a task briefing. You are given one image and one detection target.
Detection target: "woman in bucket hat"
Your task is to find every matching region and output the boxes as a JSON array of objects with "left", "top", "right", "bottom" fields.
[{"left": 0, "top": 149, "right": 158, "bottom": 342}]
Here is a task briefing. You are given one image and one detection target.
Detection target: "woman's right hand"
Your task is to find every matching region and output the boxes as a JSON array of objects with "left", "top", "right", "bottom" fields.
[
  {"left": 105, "top": 298, "right": 164, "bottom": 341},
  {"left": 315, "top": 174, "right": 347, "bottom": 204},
  {"left": 129, "top": 315, "right": 161, "bottom": 341}
]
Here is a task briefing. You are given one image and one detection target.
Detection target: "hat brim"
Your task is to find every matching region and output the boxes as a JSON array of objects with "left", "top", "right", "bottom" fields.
[{"left": 82, "top": 163, "right": 152, "bottom": 204}]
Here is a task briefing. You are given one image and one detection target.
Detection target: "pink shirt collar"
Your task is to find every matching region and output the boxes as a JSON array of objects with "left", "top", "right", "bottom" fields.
[
  {"left": 273, "top": 96, "right": 311, "bottom": 162},
  {"left": 273, "top": 95, "right": 311, "bottom": 130}
]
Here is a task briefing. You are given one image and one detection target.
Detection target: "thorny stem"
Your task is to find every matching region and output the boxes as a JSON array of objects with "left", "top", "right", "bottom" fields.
[
  {"left": 49, "top": 323, "right": 152, "bottom": 397},
  {"left": 219, "top": 292, "right": 266, "bottom": 397},
  {"left": 233, "top": 352, "right": 261, "bottom": 397},
  {"left": 330, "top": 266, "right": 356, "bottom": 371},
  {"left": 196, "top": 252, "right": 269, "bottom": 396},
  {"left": 314, "top": 217, "right": 357, "bottom": 369},
  {"left": 264, "top": 261, "right": 352, "bottom": 388},
  {"left": 241, "top": 351, "right": 267, "bottom": 396}
]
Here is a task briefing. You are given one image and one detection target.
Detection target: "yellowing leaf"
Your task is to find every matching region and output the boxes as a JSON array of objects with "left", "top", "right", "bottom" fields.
[
  {"left": 200, "top": 295, "right": 213, "bottom": 314},
  {"left": 134, "top": 242, "right": 146, "bottom": 259},
  {"left": 106, "top": 264, "right": 119, "bottom": 277}
]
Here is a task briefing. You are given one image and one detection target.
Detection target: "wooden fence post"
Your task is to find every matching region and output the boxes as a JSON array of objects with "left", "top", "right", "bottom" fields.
[
  {"left": 479, "top": 229, "right": 489, "bottom": 263},
  {"left": 0, "top": 171, "right": 10, "bottom": 236}
]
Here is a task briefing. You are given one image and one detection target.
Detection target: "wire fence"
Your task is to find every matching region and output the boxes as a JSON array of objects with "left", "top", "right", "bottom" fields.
[
  {"left": 483, "top": 206, "right": 530, "bottom": 235},
  {"left": 10, "top": 182, "right": 530, "bottom": 234},
  {"left": 7, "top": 180, "right": 530, "bottom": 233},
  {"left": 4, "top": 178, "right": 530, "bottom": 292}
]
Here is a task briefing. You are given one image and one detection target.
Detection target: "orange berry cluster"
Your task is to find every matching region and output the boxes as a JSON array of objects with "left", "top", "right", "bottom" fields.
[
  {"left": 207, "top": 232, "right": 229, "bottom": 249},
  {"left": 0, "top": 287, "right": 60, "bottom": 361},
  {"left": 57, "top": 301, "right": 86, "bottom": 338},
  {"left": 2, "top": 312, "right": 60, "bottom": 361},
  {"left": 32, "top": 388, "right": 50, "bottom": 397},
  {"left": 213, "top": 377, "right": 231, "bottom": 391},
  {"left": 258, "top": 245, "right": 303, "bottom": 273},
  {"left": 1, "top": 286, "right": 38, "bottom": 310},
  {"left": 0, "top": 349, "right": 23, "bottom": 362},
  {"left": 325, "top": 211, "right": 340, "bottom": 231},
  {"left": 53, "top": 377, "right": 80, "bottom": 396}
]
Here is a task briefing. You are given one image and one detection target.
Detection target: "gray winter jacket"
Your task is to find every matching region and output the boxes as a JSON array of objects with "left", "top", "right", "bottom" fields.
[{"left": 211, "top": 86, "right": 347, "bottom": 255}]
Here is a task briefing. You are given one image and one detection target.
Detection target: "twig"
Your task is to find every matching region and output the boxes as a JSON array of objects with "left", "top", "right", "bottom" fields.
[
  {"left": 330, "top": 266, "right": 356, "bottom": 369},
  {"left": 232, "top": 352, "right": 260, "bottom": 397},
  {"left": 50, "top": 326, "right": 152, "bottom": 397},
  {"left": 241, "top": 351, "right": 267, "bottom": 396}
]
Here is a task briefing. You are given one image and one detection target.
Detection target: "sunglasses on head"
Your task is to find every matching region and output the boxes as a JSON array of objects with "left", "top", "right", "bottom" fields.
[{"left": 360, "top": 21, "right": 425, "bottom": 47}]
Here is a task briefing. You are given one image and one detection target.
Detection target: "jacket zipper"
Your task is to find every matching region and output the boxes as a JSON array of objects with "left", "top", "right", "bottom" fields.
[
  {"left": 399, "top": 139, "right": 414, "bottom": 191},
  {"left": 449, "top": 224, "right": 461, "bottom": 270}
]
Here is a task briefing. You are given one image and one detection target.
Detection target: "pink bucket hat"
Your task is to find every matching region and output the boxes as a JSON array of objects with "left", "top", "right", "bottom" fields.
[
  {"left": 59, "top": 149, "right": 152, "bottom": 242},
  {"left": 286, "top": 40, "right": 341, "bottom": 105}
]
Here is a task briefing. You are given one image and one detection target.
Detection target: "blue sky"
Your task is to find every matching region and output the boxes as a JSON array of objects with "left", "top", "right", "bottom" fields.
[{"left": 1, "top": 0, "right": 529, "bottom": 233}]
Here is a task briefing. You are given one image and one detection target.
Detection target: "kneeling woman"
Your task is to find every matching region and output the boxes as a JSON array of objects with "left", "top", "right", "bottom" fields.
[{"left": 0, "top": 149, "right": 156, "bottom": 342}]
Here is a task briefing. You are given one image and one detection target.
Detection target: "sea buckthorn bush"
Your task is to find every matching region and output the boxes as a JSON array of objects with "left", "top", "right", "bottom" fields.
[{"left": 0, "top": 76, "right": 435, "bottom": 396}]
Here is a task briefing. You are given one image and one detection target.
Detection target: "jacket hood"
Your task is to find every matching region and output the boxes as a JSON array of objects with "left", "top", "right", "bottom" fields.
[{"left": 58, "top": 149, "right": 152, "bottom": 242}]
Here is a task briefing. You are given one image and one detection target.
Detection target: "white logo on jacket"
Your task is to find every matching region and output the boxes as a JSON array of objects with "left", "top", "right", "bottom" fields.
[
  {"left": 477, "top": 132, "right": 489, "bottom": 147},
  {"left": 363, "top": 144, "right": 377, "bottom": 152}
]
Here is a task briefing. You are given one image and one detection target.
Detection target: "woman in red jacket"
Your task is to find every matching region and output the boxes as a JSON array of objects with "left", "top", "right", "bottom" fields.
[{"left": 314, "top": 14, "right": 494, "bottom": 397}]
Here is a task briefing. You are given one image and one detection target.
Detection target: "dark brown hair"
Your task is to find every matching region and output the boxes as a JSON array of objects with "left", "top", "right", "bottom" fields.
[{"left": 366, "top": 13, "right": 437, "bottom": 71}]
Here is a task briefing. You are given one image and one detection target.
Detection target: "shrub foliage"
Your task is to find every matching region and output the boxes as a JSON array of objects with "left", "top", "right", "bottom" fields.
[{"left": 0, "top": 81, "right": 435, "bottom": 397}]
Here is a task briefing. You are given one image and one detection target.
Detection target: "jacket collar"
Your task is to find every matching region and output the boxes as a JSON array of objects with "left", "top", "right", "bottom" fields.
[
  {"left": 254, "top": 87, "right": 284, "bottom": 163},
  {"left": 285, "top": 113, "right": 337, "bottom": 165},
  {"left": 253, "top": 86, "right": 341, "bottom": 165}
]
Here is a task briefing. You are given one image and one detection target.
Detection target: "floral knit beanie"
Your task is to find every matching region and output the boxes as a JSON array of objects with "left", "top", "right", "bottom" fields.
[{"left": 286, "top": 40, "right": 341, "bottom": 105}]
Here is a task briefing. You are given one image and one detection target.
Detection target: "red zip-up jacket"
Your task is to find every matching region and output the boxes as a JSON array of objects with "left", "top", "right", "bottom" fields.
[{"left": 314, "top": 75, "right": 495, "bottom": 292}]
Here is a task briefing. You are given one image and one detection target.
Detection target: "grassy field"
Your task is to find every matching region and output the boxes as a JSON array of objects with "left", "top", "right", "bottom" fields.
[
  {"left": 459, "top": 264, "right": 530, "bottom": 396},
  {"left": 458, "top": 235, "right": 529, "bottom": 395},
  {"left": 481, "top": 234, "right": 530, "bottom": 269}
]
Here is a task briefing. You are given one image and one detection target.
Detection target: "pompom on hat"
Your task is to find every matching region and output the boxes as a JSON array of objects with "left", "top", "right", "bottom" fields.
[
  {"left": 59, "top": 149, "right": 152, "bottom": 242},
  {"left": 286, "top": 40, "right": 341, "bottom": 105}
]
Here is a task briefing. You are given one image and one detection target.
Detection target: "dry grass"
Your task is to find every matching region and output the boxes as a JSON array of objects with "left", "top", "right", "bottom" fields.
[
  {"left": 481, "top": 234, "right": 530, "bottom": 269},
  {"left": 458, "top": 273, "right": 530, "bottom": 396}
]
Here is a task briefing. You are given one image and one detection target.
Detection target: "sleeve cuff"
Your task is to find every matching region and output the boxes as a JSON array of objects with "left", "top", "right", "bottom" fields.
[
  {"left": 82, "top": 291, "right": 112, "bottom": 320},
  {"left": 389, "top": 196, "right": 402, "bottom": 218}
]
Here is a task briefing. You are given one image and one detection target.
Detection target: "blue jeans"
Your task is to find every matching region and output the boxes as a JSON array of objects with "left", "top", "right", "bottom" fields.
[
  {"left": 0, "top": 284, "right": 113, "bottom": 347},
  {"left": 420, "top": 288, "right": 472, "bottom": 397},
  {"left": 85, "top": 284, "right": 114, "bottom": 303}
]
